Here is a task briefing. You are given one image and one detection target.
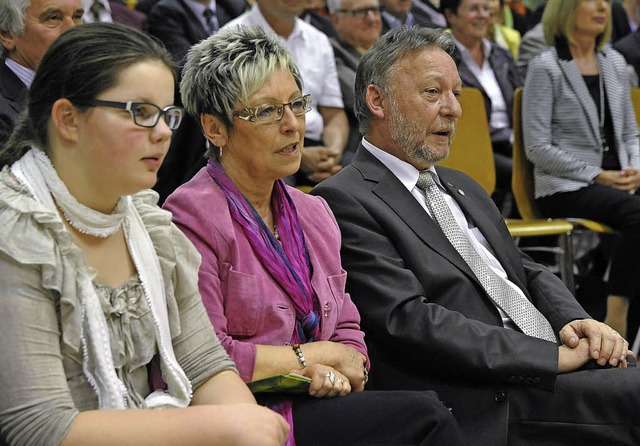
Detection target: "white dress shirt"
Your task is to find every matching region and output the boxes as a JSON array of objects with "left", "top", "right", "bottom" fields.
[
  {"left": 452, "top": 35, "right": 511, "bottom": 139},
  {"left": 82, "top": 0, "right": 113, "bottom": 23},
  {"left": 362, "top": 137, "right": 523, "bottom": 330}
]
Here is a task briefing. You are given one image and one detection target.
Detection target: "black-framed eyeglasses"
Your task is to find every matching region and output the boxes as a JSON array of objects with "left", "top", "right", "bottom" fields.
[
  {"left": 335, "top": 6, "right": 382, "bottom": 19},
  {"left": 233, "top": 94, "right": 312, "bottom": 124},
  {"left": 83, "top": 100, "right": 184, "bottom": 130}
]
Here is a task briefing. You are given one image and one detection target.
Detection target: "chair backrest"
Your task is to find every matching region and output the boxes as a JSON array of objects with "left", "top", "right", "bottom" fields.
[
  {"left": 632, "top": 87, "right": 640, "bottom": 129},
  {"left": 511, "top": 87, "right": 544, "bottom": 220},
  {"left": 437, "top": 87, "right": 496, "bottom": 195}
]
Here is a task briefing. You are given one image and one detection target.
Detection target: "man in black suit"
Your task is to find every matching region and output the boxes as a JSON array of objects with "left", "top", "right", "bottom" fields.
[
  {"left": 0, "top": 0, "right": 83, "bottom": 149},
  {"left": 147, "top": 0, "right": 248, "bottom": 203},
  {"left": 147, "top": 0, "right": 247, "bottom": 66},
  {"left": 313, "top": 26, "right": 640, "bottom": 446},
  {"left": 379, "top": 0, "right": 440, "bottom": 33}
]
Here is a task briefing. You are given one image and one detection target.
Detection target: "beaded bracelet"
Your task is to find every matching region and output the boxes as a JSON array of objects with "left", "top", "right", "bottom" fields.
[{"left": 290, "top": 343, "right": 307, "bottom": 368}]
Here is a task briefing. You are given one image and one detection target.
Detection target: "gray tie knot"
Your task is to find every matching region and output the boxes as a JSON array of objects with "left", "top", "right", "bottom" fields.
[
  {"left": 416, "top": 170, "right": 437, "bottom": 193},
  {"left": 203, "top": 8, "right": 218, "bottom": 34}
]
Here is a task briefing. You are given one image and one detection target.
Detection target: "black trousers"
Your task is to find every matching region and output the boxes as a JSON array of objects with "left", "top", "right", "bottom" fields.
[
  {"left": 507, "top": 366, "right": 640, "bottom": 446},
  {"left": 537, "top": 184, "right": 640, "bottom": 298},
  {"left": 290, "top": 390, "right": 466, "bottom": 446}
]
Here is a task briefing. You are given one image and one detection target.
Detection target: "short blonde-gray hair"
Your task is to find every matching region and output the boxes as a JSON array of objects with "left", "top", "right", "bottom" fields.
[{"left": 180, "top": 25, "right": 303, "bottom": 135}]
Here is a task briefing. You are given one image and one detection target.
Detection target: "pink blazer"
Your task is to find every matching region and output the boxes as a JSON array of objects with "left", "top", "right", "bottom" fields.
[{"left": 164, "top": 168, "right": 368, "bottom": 382}]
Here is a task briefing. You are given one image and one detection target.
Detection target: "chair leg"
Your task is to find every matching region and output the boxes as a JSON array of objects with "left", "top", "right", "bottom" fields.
[{"left": 559, "top": 231, "right": 575, "bottom": 295}]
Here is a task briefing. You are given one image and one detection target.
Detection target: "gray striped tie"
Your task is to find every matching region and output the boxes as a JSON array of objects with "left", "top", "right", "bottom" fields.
[{"left": 417, "top": 170, "right": 557, "bottom": 343}]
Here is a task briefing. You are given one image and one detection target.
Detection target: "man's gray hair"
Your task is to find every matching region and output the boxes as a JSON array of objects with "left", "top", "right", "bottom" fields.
[
  {"left": 0, "top": 0, "right": 29, "bottom": 36},
  {"left": 180, "top": 25, "right": 303, "bottom": 157},
  {"left": 354, "top": 26, "right": 455, "bottom": 134}
]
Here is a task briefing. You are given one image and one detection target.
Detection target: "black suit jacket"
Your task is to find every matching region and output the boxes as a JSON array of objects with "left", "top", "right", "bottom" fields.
[
  {"left": 313, "top": 146, "right": 591, "bottom": 445},
  {"left": 147, "top": 0, "right": 247, "bottom": 66},
  {"left": 147, "top": 0, "right": 247, "bottom": 204},
  {"left": 0, "top": 60, "right": 28, "bottom": 149}
]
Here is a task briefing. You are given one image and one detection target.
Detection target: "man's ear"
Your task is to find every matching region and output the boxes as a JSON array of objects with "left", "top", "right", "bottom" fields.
[
  {"left": 0, "top": 30, "right": 16, "bottom": 53},
  {"left": 365, "top": 84, "right": 387, "bottom": 120},
  {"left": 50, "top": 99, "right": 80, "bottom": 143},
  {"left": 201, "top": 114, "right": 228, "bottom": 148}
]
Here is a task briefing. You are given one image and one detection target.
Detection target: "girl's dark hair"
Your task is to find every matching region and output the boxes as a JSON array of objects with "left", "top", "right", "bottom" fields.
[{"left": 0, "top": 22, "right": 176, "bottom": 167}]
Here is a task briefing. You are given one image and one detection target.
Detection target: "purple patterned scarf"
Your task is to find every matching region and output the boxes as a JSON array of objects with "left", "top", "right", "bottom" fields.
[{"left": 207, "top": 160, "right": 321, "bottom": 445}]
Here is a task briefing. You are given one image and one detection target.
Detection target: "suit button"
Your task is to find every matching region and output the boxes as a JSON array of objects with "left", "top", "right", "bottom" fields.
[{"left": 494, "top": 392, "right": 507, "bottom": 403}]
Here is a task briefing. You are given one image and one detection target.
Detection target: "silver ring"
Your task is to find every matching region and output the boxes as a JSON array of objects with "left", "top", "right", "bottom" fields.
[
  {"left": 363, "top": 368, "right": 369, "bottom": 384},
  {"left": 326, "top": 371, "right": 336, "bottom": 385}
]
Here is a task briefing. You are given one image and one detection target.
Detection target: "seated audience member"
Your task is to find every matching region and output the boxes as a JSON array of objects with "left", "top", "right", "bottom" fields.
[
  {"left": 147, "top": 0, "right": 247, "bottom": 66},
  {"left": 380, "top": 0, "right": 440, "bottom": 33},
  {"left": 441, "top": 0, "right": 521, "bottom": 214},
  {"left": 518, "top": 1, "right": 636, "bottom": 82},
  {"left": 222, "top": 0, "right": 349, "bottom": 187},
  {"left": 147, "top": 0, "right": 248, "bottom": 204},
  {"left": 614, "top": 0, "right": 640, "bottom": 81},
  {"left": 504, "top": 0, "right": 531, "bottom": 35},
  {"left": 164, "top": 26, "right": 466, "bottom": 446},
  {"left": 312, "top": 26, "right": 640, "bottom": 446},
  {"left": 82, "top": 0, "right": 147, "bottom": 31},
  {"left": 0, "top": 0, "right": 83, "bottom": 150},
  {"left": 611, "top": 0, "right": 633, "bottom": 43},
  {"left": 624, "top": 0, "right": 639, "bottom": 31},
  {"left": 328, "top": 0, "right": 382, "bottom": 165},
  {"left": 524, "top": 0, "right": 640, "bottom": 340},
  {"left": 0, "top": 22, "right": 289, "bottom": 446},
  {"left": 300, "top": 0, "right": 340, "bottom": 38},
  {"left": 413, "top": 0, "right": 448, "bottom": 28},
  {"left": 487, "top": 0, "right": 520, "bottom": 59}
]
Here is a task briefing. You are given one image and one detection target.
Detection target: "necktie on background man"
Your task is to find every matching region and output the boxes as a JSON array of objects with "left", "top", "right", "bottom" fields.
[
  {"left": 417, "top": 170, "right": 557, "bottom": 343},
  {"left": 203, "top": 8, "right": 219, "bottom": 34},
  {"left": 90, "top": 0, "right": 106, "bottom": 21}
]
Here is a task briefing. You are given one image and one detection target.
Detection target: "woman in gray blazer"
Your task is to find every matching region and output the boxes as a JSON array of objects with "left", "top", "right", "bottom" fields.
[{"left": 523, "top": 0, "right": 640, "bottom": 340}]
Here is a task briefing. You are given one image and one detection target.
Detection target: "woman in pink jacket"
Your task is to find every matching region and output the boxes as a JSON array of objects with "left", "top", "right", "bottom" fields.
[{"left": 164, "top": 26, "right": 465, "bottom": 446}]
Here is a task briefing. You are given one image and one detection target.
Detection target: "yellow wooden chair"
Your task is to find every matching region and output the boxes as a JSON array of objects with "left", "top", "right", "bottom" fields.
[
  {"left": 438, "top": 87, "right": 496, "bottom": 194},
  {"left": 439, "top": 87, "right": 576, "bottom": 291}
]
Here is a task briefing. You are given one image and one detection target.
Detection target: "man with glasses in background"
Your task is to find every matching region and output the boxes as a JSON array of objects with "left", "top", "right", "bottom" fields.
[
  {"left": 328, "top": 0, "right": 382, "bottom": 165},
  {"left": 0, "top": 0, "right": 84, "bottom": 150}
]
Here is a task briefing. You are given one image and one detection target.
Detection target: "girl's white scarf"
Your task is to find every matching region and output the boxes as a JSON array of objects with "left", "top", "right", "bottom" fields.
[{"left": 11, "top": 149, "right": 192, "bottom": 409}]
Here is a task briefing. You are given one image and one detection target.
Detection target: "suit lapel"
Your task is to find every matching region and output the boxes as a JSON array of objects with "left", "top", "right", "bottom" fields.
[
  {"left": 437, "top": 169, "right": 529, "bottom": 292},
  {"left": 352, "top": 149, "right": 483, "bottom": 285},
  {"left": 556, "top": 55, "right": 601, "bottom": 142},
  {"left": 178, "top": 0, "right": 209, "bottom": 39}
]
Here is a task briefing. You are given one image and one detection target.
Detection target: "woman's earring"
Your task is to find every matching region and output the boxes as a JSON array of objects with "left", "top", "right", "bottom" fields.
[{"left": 219, "top": 146, "right": 223, "bottom": 158}]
